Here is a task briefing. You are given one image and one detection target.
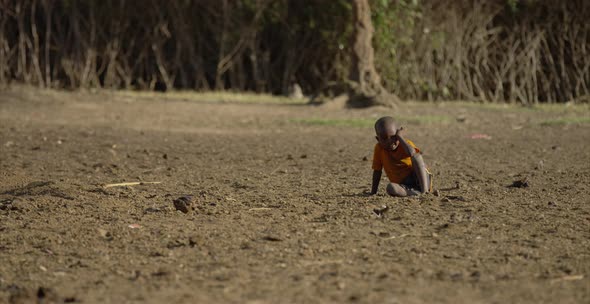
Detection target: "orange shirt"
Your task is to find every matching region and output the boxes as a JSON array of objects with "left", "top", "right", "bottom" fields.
[{"left": 372, "top": 141, "right": 420, "bottom": 184}]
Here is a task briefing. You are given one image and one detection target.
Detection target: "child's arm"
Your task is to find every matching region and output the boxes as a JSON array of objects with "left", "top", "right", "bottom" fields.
[
  {"left": 397, "top": 130, "right": 430, "bottom": 193},
  {"left": 370, "top": 170, "right": 382, "bottom": 194}
]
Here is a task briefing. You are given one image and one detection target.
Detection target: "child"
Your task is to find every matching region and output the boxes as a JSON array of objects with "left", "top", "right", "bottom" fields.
[{"left": 370, "top": 116, "right": 432, "bottom": 196}]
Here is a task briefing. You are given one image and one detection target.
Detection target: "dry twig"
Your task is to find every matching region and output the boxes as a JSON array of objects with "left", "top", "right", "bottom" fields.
[{"left": 103, "top": 181, "right": 161, "bottom": 189}]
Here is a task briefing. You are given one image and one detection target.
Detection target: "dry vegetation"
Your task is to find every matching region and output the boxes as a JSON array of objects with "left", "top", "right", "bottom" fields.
[{"left": 1, "top": 0, "right": 589, "bottom": 103}]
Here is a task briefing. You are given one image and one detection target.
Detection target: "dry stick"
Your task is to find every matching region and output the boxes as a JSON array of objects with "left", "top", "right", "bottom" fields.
[
  {"left": 550, "top": 274, "right": 584, "bottom": 284},
  {"left": 539, "top": 36, "right": 555, "bottom": 103},
  {"left": 16, "top": 2, "right": 29, "bottom": 82},
  {"left": 269, "top": 164, "right": 282, "bottom": 175},
  {"left": 0, "top": 9, "right": 8, "bottom": 84},
  {"left": 248, "top": 207, "right": 273, "bottom": 211},
  {"left": 42, "top": 0, "right": 53, "bottom": 87},
  {"left": 30, "top": 0, "right": 44, "bottom": 87},
  {"left": 270, "top": 159, "right": 290, "bottom": 175},
  {"left": 570, "top": 23, "right": 588, "bottom": 98},
  {"left": 103, "top": 181, "right": 162, "bottom": 189},
  {"left": 153, "top": 41, "right": 174, "bottom": 89}
]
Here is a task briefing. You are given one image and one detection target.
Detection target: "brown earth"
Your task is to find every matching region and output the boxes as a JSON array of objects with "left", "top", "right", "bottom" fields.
[{"left": 1, "top": 86, "right": 589, "bottom": 304}]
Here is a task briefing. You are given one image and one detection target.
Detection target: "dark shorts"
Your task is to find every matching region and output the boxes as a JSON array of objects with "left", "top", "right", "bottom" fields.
[{"left": 399, "top": 172, "right": 433, "bottom": 192}]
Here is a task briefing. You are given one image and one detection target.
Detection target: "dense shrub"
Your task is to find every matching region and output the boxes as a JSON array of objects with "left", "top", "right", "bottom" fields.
[
  {"left": 0, "top": 0, "right": 588, "bottom": 103},
  {"left": 374, "top": 0, "right": 590, "bottom": 103}
]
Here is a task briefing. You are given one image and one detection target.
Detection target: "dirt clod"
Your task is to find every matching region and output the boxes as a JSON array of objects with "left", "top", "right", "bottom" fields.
[
  {"left": 97, "top": 228, "right": 112, "bottom": 239},
  {"left": 173, "top": 195, "right": 194, "bottom": 213},
  {"left": 261, "top": 236, "right": 283, "bottom": 242},
  {"left": 373, "top": 205, "right": 389, "bottom": 217},
  {"left": 510, "top": 177, "right": 530, "bottom": 188}
]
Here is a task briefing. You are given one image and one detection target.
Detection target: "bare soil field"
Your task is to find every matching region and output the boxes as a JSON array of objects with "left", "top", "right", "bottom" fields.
[{"left": 1, "top": 86, "right": 589, "bottom": 303}]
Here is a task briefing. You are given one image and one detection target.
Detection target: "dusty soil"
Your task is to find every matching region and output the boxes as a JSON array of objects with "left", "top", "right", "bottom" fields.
[{"left": 1, "top": 86, "right": 589, "bottom": 304}]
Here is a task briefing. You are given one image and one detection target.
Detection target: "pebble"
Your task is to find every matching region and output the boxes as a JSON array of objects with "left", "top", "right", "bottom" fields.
[{"left": 173, "top": 195, "right": 194, "bottom": 213}]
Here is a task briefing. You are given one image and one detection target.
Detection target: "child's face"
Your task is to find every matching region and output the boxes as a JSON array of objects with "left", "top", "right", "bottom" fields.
[{"left": 376, "top": 123, "right": 399, "bottom": 151}]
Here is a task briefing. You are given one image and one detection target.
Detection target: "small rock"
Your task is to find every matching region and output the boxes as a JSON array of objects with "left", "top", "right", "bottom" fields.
[
  {"left": 166, "top": 239, "right": 186, "bottom": 249},
  {"left": 377, "top": 231, "right": 390, "bottom": 237},
  {"left": 188, "top": 236, "right": 200, "bottom": 248},
  {"left": 362, "top": 156, "right": 368, "bottom": 161},
  {"left": 509, "top": 177, "right": 530, "bottom": 188},
  {"left": 173, "top": 195, "right": 194, "bottom": 213},
  {"left": 162, "top": 153, "right": 168, "bottom": 159},
  {"left": 128, "top": 224, "right": 142, "bottom": 229},
  {"left": 4, "top": 141, "right": 14, "bottom": 147},
  {"left": 37, "top": 287, "right": 59, "bottom": 303},
  {"left": 0, "top": 198, "right": 15, "bottom": 211},
  {"left": 97, "top": 228, "right": 111, "bottom": 239},
  {"left": 349, "top": 294, "right": 360, "bottom": 302},
  {"left": 151, "top": 270, "right": 169, "bottom": 277},
  {"left": 300, "top": 154, "right": 307, "bottom": 159},
  {"left": 373, "top": 205, "right": 389, "bottom": 217},
  {"left": 129, "top": 270, "right": 141, "bottom": 281}
]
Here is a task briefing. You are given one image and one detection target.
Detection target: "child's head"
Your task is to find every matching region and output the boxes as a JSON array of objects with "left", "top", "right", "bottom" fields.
[{"left": 374, "top": 116, "right": 400, "bottom": 151}]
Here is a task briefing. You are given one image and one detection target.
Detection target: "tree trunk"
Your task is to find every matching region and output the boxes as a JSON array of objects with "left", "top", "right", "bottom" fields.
[{"left": 347, "top": 0, "right": 398, "bottom": 107}]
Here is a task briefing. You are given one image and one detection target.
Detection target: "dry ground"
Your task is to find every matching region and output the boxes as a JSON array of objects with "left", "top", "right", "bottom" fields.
[{"left": 1, "top": 86, "right": 589, "bottom": 303}]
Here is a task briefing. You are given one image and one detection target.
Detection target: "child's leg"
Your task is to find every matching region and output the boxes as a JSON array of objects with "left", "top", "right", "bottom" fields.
[
  {"left": 386, "top": 173, "right": 432, "bottom": 197},
  {"left": 410, "top": 153, "right": 430, "bottom": 193},
  {"left": 397, "top": 134, "right": 430, "bottom": 193},
  {"left": 386, "top": 183, "right": 420, "bottom": 197}
]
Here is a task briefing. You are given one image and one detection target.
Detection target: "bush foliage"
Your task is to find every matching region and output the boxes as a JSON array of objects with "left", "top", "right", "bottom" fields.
[{"left": 0, "top": 0, "right": 588, "bottom": 103}]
